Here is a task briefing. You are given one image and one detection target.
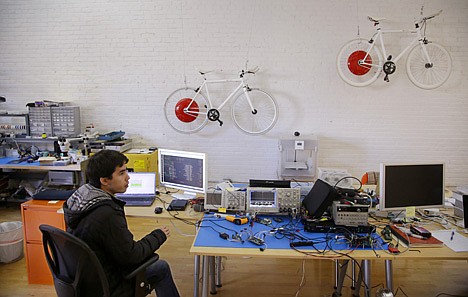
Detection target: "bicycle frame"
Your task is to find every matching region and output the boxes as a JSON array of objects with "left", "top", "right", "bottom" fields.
[
  {"left": 184, "top": 74, "right": 255, "bottom": 117},
  {"left": 361, "top": 21, "right": 432, "bottom": 68}
]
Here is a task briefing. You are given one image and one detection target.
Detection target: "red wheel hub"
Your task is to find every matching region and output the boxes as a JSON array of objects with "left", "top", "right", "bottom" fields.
[
  {"left": 347, "top": 51, "right": 372, "bottom": 76},
  {"left": 175, "top": 98, "right": 199, "bottom": 123}
]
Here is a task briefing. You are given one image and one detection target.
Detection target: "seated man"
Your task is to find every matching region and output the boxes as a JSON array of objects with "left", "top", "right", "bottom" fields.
[{"left": 63, "top": 149, "right": 180, "bottom": 297}]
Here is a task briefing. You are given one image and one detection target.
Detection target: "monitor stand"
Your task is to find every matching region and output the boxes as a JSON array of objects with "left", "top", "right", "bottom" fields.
[{"left": 171, "top": 191, "right": 197, "bottom": 200}]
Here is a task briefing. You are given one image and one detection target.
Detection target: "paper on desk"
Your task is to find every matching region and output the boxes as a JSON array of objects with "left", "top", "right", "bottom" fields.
[{"left": 431, "top": 230, "right": 468, "bottom": 252}]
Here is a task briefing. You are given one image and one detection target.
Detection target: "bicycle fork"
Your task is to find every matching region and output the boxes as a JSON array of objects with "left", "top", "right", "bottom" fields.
[{"left": 242, "top": 85, "right": 258, "bottom": 115}]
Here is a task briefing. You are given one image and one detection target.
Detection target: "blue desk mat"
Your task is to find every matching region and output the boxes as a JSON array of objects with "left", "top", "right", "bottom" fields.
[
  {"left": 0, "top": 157, "right": 44, "bottom": 166},
  {"left": 194, "top": 214, "right": 386, "bottom": 251}
]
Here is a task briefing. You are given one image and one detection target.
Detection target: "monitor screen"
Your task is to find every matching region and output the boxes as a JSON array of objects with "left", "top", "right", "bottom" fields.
[
  {"left": 379, "top": 163, "right": 444, "bottom": 211},
  {"left": 158, "top": 148, "right": 207, "bottom": 198}
]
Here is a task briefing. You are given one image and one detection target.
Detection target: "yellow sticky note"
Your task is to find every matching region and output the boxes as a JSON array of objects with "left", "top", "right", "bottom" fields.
[
  {"left": 405, "top": 207, "right": 416, "bottom": 217},
  {"left": 218, "top": 207, "right": 227, "bottom": 213}
]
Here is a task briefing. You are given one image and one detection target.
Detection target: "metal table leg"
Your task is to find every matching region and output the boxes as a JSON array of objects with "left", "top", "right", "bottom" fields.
[
  {"left": 215, "top": 256, "right": 222, "bottom": 287},
  {"left": 363, "top": 260, "right": 371, "bottom": 297},
  {"left": 194, "top": 255, "right": 200, "bottom": 297},
  {"left": 209, "top": 256, "right": 217, "bottom": 294},
  {"left": 334, "top": 260, "right": 339, "bottom": 289},
  {"left": 385, "top": 259, "right": 393, "bottom": 293},
  {"left": 353, "top": 260, "right": 371, "bottom": 297},
  {"left": 351, "top": 260, "right": 356, "bottom": 290},
  {"left": 334, "top": 260, "right": 350, "bottom": 296},
  {"left": 201, "top": 256, "right": 209, "bottom": 297}
]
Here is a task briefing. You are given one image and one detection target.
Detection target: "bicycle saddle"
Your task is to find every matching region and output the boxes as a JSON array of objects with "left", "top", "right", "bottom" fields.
[{"left": 198, "top": 69, "right": 222, "bottom": 75}]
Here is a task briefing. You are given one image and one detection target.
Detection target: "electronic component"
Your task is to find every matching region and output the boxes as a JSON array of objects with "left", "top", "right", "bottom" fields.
[
  {"left": 219, "top": 233, "right": 229, "bottom": 240},
  {"left": 204, "top": 189, "right": 246, "bottom": 211},
  {"left": 290, "top": 241, "right": 315, "bottom": 247},
  {"left": 332, "top": 201, "right": 369, "bottom": 226},
  {"left": 381, "top": 225, "right": 393, "bottom": 241},
  {"left": 387, "top": 243, "right": 400, "bottom": 254},
  {"left": 247, "top": 236, "right": 264, "bottom": 246},
  {"left": 246, "top": 187, "right": 279, "bottom": 213},
  {"left": 276, "top": 188, "right": 301, "bottom": 213},
  {"left": 246, "top": 187, "right": 301, "bottom": 214},
  {"left": 254, "top": 218, "right": 272, "bottom": 226},
  {"left": 345, "top": 233, "right": 373, "bottom": 247},
  {"left": 302, "top": 179, "right": 339, "bottom": 219},
  {"left": 226, "top": 215, "right": 248, "bottom": 225},
  {"left": 167, "top": 199, "right": 188, "bottom": 211},
  {"left": 410, "top": 225, "right": 432, "bottom": 238}
]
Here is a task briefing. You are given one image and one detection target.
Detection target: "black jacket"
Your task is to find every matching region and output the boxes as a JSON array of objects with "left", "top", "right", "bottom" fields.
[{"left": 63, "top": 184, "right": 167, "bottom": 297}]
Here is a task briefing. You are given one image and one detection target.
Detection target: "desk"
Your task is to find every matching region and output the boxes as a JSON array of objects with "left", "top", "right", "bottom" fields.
[
  {"left": 124, "top": 193, "right": 203, "bottom": 220},
  {"left": 0, "top": 157, "right": 88, "bottom": 186},
  {"left": 189, "top": 215, "right": 468, "bottom": 297}
]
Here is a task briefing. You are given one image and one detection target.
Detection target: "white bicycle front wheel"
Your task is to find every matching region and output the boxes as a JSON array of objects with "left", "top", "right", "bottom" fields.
[
  {"left": 232, "top": 88, "right": 278, "bottom": 135},
  {"left": 337, "top": 39, "right": 383, "bottom": 87},
  {"left": 406, "top": 42, "right": 452, "bottom": 89},
  {"left": 164, "top": 87, "right": 209, "bottom": 134}
]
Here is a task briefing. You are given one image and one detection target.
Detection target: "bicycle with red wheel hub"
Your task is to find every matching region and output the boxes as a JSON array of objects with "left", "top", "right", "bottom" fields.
[
  {"left": 337, "top": 8, "right": 451, "bottom": 89},
  {"left": 164, "top": 67, "right": 278, "bottom": 135}
]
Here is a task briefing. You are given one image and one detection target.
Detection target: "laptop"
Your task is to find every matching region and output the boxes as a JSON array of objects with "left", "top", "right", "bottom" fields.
[{"left": 116, "top": 172, "right": 156, "bottom": 206}]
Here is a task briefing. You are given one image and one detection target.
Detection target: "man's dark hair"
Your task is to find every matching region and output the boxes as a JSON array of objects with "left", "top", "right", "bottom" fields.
[{"left": 86, "top": 150, "right": 129, "bottom": 188}]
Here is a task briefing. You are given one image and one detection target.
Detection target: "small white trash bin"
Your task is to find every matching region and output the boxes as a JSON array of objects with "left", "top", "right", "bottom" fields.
[{"left": 0, "top": 221, "right": 24, "bottom": 263}]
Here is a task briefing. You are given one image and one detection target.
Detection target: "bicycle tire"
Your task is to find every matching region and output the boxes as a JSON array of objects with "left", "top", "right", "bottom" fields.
[
  {"left": 406, "top": 42, "right": 452, "bottom": 89},
  {"left": 164, "top": 87, "right": 209, "bottom": 134},
  {"left": 231, "top": 88, "right": 278, "bottom": 135},
  {"left": 337, "top": 39, "right": 383, "bottom": 87}
]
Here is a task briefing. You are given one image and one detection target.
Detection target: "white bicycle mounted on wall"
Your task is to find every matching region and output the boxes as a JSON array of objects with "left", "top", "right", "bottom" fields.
[
  {"left": 337, "top": 9, "right": 452, "bottom": 89},
  {"left": 164, "top": 67, "right": 278, "bottom": 135}
]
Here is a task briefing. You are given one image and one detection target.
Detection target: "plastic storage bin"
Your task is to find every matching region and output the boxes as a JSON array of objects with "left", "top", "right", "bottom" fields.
[{"left": 0, "top": 221, "right": 24, "bottom": 263}]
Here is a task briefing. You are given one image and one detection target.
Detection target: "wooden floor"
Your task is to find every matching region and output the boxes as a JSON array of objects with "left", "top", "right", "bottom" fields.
[{"left": 1, "top": 204, "right": 467, "bottom": 297}]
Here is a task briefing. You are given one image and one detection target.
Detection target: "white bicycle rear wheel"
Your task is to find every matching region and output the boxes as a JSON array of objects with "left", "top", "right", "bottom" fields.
[
  {"left": 406, "top": 42, "right": 452, "bottom": 89},
  {"left": 231, "top": 88, "right": 278, "bottom": 135},
  {"left": 164, "top": 87, "right": 209, "bottom": 134},
  {"left": 337, "top": 39, "right": 383, "bottom": 87}
]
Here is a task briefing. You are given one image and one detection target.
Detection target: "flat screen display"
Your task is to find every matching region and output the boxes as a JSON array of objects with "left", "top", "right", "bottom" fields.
[
  {"left": 379, "top": 163, "right": 444, "bottom": 211},
  {"left": 158, "top": 148, "right": 207, "bottom": 195}
]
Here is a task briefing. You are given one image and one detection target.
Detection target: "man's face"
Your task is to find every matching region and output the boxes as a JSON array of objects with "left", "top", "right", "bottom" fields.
[{"left": 100, "top": 163, "right": 130, "bottom": 195}]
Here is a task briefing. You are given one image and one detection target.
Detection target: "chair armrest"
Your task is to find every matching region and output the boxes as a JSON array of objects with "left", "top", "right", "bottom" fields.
[{"left": 124, "top": 254, "right": 160, "bottom": 280}]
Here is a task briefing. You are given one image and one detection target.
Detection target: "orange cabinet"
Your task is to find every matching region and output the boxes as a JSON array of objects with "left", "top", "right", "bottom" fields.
[{"left": 21, "top": 200, "right": 65, "bottom": 284}]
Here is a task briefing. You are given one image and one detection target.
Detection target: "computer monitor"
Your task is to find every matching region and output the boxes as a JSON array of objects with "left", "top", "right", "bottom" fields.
[
  {"left": 379, "top": 163, "right": 445, "bottom": 211},
  {"left": 158, "top": 148, "right": 207, "bottom": 199}
]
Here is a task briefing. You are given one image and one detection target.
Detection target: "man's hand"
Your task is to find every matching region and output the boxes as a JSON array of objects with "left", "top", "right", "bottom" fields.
[{"left": 160, "top": 226, "right": 170, "bottom": 238}]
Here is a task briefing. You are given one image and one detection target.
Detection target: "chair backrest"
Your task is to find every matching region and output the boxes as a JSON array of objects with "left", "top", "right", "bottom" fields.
[{"left": 39, "top": 224, "right": 110, "bottom": 297}]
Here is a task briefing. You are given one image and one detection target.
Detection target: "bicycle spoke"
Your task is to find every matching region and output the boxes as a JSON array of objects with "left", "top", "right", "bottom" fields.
[
  {"left": 337, "top": 39, "right": 383, "bottom": 87},
  {"left": 164, "top": 88, "right": 209, "bottom": 134},
  {"left": 232, "top": 89, "right": 278, "bottom": 135},
  {"left": 406, "top": 43, "right": 452, "bottom": 89}
]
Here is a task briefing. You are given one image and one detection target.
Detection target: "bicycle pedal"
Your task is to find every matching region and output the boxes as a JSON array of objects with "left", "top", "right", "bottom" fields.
[{"left": 218, "top": 119, "right": 223, "bottom": 126}]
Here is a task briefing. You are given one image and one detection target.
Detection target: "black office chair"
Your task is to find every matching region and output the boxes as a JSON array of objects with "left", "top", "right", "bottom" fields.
[{"left": 39, "top": 224, "right": 159, "bottom": 297}]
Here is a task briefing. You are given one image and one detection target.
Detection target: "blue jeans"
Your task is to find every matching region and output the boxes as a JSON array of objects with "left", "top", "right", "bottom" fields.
[{"left": 145, "top": 259, "right": 180, "bottom": 297}]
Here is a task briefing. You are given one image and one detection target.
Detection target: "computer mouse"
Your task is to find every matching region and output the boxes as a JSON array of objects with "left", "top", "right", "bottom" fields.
[{"left": 154, "top": 207, "right": 163, "bottom": 214}]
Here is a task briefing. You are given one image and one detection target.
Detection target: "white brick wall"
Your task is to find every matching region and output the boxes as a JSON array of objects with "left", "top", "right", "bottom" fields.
[{"left": 1, "top": 0, "right": 467, "bottom": 186}]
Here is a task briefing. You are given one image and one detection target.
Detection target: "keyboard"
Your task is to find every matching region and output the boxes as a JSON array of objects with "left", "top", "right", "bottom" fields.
[
  {"left": 171, "top": 193, "right": 196, "bottom": 200},
  {"left": 121, "top": 197, "right": 155, "bottom": 206}
]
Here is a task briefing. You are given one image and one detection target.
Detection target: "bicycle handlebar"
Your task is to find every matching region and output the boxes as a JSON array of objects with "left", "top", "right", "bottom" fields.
[
  {"left": 367, "top": 9, "right": 442, "bottom": 25},
  {"left": 246, "top": 66, "right": 260, "bottom": 74},
  {"left": 198, "top": 67, "right": 259, "bottom": 77},
  {"left": 418, "top": 9, "right": 442, "bottom": 23}
]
